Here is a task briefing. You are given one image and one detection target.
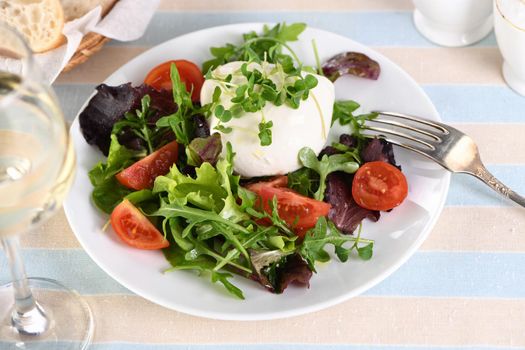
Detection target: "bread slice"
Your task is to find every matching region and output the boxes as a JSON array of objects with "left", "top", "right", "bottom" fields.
[
  {"left": 61, "top": 0, "right": 116, "bottom": 21},
  {"left": 0, "top": 0, "right": 65, "bottom": 53}
]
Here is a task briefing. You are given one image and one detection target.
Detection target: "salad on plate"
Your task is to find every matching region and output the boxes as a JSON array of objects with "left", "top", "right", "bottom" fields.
[{"left": 78, "top": 23, "right": 408, "bottom": 299}]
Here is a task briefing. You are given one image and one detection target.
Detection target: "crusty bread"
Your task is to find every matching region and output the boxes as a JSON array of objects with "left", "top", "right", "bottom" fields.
[
  {"left": 61, "top": 0, "right": 116, "bottom": 21},
  {"left": 0, "top": 0, "right": 65, "bottom": 53}
]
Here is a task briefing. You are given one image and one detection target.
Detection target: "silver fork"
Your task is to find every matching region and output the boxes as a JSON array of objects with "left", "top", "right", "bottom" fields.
[{"left": 364, "top": 111, "right": 525, "bottom": 208}]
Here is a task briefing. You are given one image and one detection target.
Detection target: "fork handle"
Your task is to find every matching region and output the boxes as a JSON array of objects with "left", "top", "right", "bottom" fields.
[{"left": 472, "top": 164, "right": 525, "bottom": 208}]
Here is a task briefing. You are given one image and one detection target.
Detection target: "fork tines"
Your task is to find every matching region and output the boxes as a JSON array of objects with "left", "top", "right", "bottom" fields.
[{"left": 362, "top": 111, "right": 449, "bottom": 155}]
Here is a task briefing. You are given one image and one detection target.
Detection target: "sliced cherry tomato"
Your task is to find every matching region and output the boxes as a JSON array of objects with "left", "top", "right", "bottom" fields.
[
  {"left": 110, "top": 199, "right": 169, "bottom": 250},
  {"left": 144, "top": 60, "right": 204, "bottom": 102},
  {"left": 246, "top": 176, "right": 331, "bottom": 237},
  {"left": 116, "top": 141, "right": 179, "bottom": 190},
  {"left": 352, "top": 161, "right": 408, "bottom": 211}
]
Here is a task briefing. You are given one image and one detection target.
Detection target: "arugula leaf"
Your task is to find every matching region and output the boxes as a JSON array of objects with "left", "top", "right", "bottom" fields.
[
  {"left": 332, "top": 100, "right": 360, "bottom": 126},
  {"left": 152, "top": 201, "right": 250, "bottom": 236},
  {"left": 156, "top": 63, "right": 196, "bottom": 145},
  {"left": 298, "top": 147, "right": 359, "bottom": 201},
  {"left": 287, "top": 167, "right": 320, "bottom": 197},
  {"left": 299, "top": 217, "right": 373, "bottom": 271},
  {"left": 112, "top": 95, "right": 156, "bottom": 154},
  {"left": 332, "top": 100, "right": 378, "bottom": 152},
  {"left": 238, "top": 186, "right": 257, "bottom": 211},
  {"left": 211, "top": 271, "right": 245, "bottom": 300},
  {"left": 163, "top": 245, "right": 244, "bottom": 299},
  {"left": 166, "top": 217, "right": 194, "bottom": 251},
  {"left": 164, "top": 244, "right": 215, "bottom": 270},
  {"left": 202, "top": 22, "right": 307, "bottom": 72},
  {"left": 276, "top": 22, "right": 307, "bottom": 41}
]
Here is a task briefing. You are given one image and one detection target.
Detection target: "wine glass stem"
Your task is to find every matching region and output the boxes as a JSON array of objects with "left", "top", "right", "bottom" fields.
[{"left": 2, "top": 236, "right": 49, "bottom": 335}]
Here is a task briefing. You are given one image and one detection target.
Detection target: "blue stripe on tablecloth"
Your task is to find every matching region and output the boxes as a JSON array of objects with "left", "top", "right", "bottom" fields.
[
  {"left": 447, "top": 166, "right": 525, "bottom": 207},
  {"left": 1, "top": 250, "right": 524, "bottom": 297},
  {"left": 423, "top": 86, "right": 525, "bottom": 123},
  {"left": 0, "top": 343, "right": 517, "bottom": 350},
  {"left": 54, "top": 84, "right": 525, "bottom": 124},
  {"left": 105, "top": 12, "right": 497, "bottom": 48}
]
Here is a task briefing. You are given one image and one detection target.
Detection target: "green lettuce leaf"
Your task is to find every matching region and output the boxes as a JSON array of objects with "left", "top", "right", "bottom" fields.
[{"left": 88, "top": 135, "right": 145, "bottom": 213}]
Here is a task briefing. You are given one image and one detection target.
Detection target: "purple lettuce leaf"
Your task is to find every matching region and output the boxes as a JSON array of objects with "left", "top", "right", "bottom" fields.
[
  {"left": 250, "top": 251, "right": 312, "bottom": 294},
  {"left": 79, "top": 83, "right": 178, "bottom": 156},
  {"left": 79, "top": 83, "right": 141, "bottom": 155},
  {"left": 325, "top": 172, "right": 380, "bottom": 234},
  {"left": 339, "top": 134, "right": 358, "bottom": 148},
  {"left": 322, "top": 52, "right": 381, "bottom": 82},
  {"left": 361, "top": 138, "right": 399, "bottom": 169},
  {"left": 186, "top": 133, "right": 222, "bottom": 166},
  {"left": 274, "top": 253, "right": 312, "bottom": 293}
]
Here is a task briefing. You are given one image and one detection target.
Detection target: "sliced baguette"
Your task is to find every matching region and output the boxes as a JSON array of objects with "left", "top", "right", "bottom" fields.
[
  {"left": 61, "top": 0, "right": 117, "bottom": 21},
  {"left": 0, "top": 0, "right": 65, "bottom": 53}
]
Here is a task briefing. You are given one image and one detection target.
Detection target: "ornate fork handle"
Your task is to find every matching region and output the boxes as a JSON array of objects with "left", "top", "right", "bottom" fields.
[{"left": 472, "top": 163, "right": 525, "bottom": 208}]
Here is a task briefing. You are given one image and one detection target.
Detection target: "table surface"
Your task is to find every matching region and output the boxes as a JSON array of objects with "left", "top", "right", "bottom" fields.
[{"left": 2, "top": 0, "right": 525, "bottom": 349}]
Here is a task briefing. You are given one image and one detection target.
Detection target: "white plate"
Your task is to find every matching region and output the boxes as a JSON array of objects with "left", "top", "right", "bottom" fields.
[{"left": 63, "top": 23, "right": 450, "bottom": 320}]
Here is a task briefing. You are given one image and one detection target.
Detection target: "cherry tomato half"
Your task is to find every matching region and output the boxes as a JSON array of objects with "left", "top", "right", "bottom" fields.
[
  {"left": 116, "top": 141, "right": 179, "bottom": 190},
  {"left": 246, "top": 176, "right": 331, "bottom": 237},
  {"left": 352, "top": 161, "right": 408, "bottom": 211},
  {"left": 110, "top": 199, "right": 169, "bottom": 250},
  {"left": 144, "top": 60, "right": 204, "bottom": 102}
]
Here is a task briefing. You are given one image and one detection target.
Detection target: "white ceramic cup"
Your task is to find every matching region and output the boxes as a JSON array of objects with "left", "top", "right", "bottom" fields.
[
  {"left": 412, "top": 0, "right": 494, "bottom": 47},
  {"left": 494, "top": 0, "right": 525, "bottom": 96}
]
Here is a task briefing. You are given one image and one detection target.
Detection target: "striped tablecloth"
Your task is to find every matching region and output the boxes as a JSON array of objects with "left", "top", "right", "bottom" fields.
[{"left": 3, "top": 0, "right": 525, "bottom": 348}]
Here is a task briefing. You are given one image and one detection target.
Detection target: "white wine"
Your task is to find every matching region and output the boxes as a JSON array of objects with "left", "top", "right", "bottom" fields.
[
  {"left": 0, "top": 23, "right": 93, "bottom": 349},
  {"left": 0, "top": 72, "right": 75, "bottom": 237}
]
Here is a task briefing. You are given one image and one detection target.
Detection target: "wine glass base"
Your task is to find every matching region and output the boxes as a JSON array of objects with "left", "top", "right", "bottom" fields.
[
  {"left": 413, "top": 9, "right": 494, "bottom": 47},
  {"left": 0, "top": 278, "right": 94, "bottom": 350}
]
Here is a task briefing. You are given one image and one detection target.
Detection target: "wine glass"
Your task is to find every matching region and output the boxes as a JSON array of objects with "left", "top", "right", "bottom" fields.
[{"left": 0, "top": 23, "right": 93, "bottom": 349}]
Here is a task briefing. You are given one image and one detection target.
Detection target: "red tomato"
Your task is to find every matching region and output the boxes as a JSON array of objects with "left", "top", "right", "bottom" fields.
[
  {"left": 352, "top": 161, "right": 408, "bottom": 211},
  {"left": 110, "top": 199, "right": 169, "bottom": 250},
  {"left": 116, "top": 141, "right": 179, "bottom": 190},
  {"left": 144, "top": 60, "right": 204, "bottom": 102},
  {"left": 246, "top": 176, "right": 331, "bottom": 237}
]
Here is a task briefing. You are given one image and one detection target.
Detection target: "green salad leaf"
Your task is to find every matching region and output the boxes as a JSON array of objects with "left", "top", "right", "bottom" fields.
[
  {"left": 287, "top": 167, "right": 319, "bottom": 197},
  {"left": 211, "top": 271, "right": 245, "bottom": 300},
  {"left": 88, "top": 135, "right": 145, "bottom": 213},
  {"left": 202, "top": 22, "right": 307, "bottom": 72},
  {"left": 332, "top": 100, "right": 378, "bottom": 152},
  {"left": 113, "top": 95, "right": 156, "bottom": 154},
  {"left": 156, "top": 63, "right": 197, "bottom": 146},
  {"left": 300, "top": 218, "right": 374, "bottom": 271},
  {"left": 298, "top": 147, "right": 359, "bottom": 201}
]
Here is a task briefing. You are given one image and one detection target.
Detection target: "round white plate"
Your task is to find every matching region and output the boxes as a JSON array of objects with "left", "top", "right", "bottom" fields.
[{"left": 63, "top": 23, "right": 450, "bottom": 320}]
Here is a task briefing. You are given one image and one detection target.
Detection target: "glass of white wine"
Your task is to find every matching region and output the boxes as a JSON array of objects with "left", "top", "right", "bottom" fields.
[{"left": 0, "top": 23, "right": 93, "bottom": 349}]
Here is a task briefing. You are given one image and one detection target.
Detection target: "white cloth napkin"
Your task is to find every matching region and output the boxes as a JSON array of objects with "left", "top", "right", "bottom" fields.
[{"left": 34, "top": 0, "right": 160, "bottom": 83}]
